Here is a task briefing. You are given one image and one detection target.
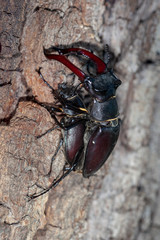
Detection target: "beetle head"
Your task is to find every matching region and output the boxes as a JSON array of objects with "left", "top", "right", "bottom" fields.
[
  {"left": 84, "top": 70, "right": 121, "bottom": 102},
  {"left": 58, "top": 83, "right": 76, "bottom": 99}
]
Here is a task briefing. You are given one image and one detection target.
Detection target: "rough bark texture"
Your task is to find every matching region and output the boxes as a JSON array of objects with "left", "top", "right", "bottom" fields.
[{"left": 0, "top": 0, "right": 160, "bottom": 240}]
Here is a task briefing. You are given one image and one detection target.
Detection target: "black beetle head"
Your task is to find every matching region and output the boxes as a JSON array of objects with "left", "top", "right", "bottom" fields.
[
  {"left": 84, "top": 70, "right": 121, "bottom": 102},
  {"left": 58, "top": 83, "right": 76, "bottom": 99}
]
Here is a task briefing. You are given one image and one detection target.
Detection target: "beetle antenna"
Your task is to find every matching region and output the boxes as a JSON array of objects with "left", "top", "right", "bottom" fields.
[{"left": 103, "top": 44, "right": 110, "bottom": 66}]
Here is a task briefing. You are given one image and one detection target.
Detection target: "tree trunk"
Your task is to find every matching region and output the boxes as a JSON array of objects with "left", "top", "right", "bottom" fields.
[{"left": 0, "top": 1, "right": 160, "bottom": 239}]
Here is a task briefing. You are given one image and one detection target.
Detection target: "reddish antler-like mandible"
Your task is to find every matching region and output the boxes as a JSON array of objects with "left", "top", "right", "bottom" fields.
[
  {"left": 44, "top": 47, "right": 87, "bottom": 82},
  {"left": 53, "top": 47, "right": 107, "bottom": 74}
]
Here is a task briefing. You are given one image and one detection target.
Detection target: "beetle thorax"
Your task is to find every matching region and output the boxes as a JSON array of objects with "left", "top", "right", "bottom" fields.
[{"left": 89, "top": 97, "right": 119, "bottom": 122}]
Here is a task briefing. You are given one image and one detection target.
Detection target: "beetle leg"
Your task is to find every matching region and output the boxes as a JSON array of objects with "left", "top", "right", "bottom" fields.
[
  {"left": 43, "top": 48, "right": 87, "bottom": 82},
  {"left": 36, "top": 127, "right": 63, "bottom": 176},
  {"left": 36, "top": 125, "right": 60, "bottom": 139},
  {"left": 47, "top": 137, "right": 63, "bottom": 176},
  {"left": 28, "top": 119, "right": 85, "bottom": 200},
  {"left": 19, "top": 93, "right": 62, "bottom": 116},
  {"left": 28, "top": 161, "right": 78, "bottom": 200},
  {"left": 44, "top": 47, "right": 107, "bottom": 74}
]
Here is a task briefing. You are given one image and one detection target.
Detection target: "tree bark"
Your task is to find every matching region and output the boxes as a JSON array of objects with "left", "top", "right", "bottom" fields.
[{"left": 0, "top": 0, "right": 160, "bottom": 239}]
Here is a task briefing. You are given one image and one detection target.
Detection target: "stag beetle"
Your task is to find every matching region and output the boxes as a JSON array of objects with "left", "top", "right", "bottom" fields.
[{"left": 29, "top": 45, "right": 121, "bottom": 199}]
